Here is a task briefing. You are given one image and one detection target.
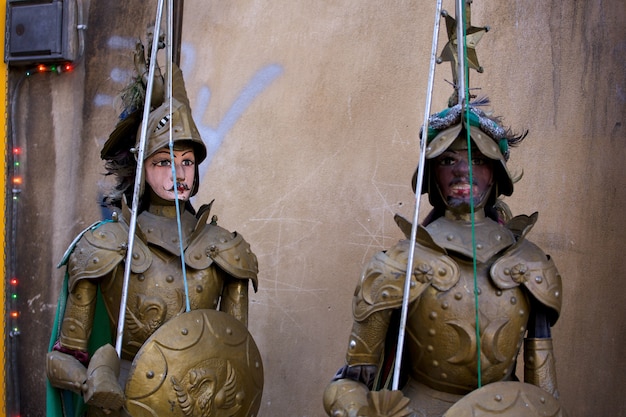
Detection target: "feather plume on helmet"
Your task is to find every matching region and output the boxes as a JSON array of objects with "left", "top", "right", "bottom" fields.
[
  {"left": 412, "top": 98, "right": 527, "bottom": 224},
  {"left": 101, "top": 39, "right": 206, "bottom": 209}
]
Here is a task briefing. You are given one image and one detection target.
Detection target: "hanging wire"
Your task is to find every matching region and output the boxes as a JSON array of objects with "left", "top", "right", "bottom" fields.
[
  {"left": 115, "top": 0, "right": 166, "bottom": 356},
  {"left": 391, "top": 0, "right": 443, "bottom": 391},
  {"left": 165, "top": 0, "right": 193, "bottom": 313},
  {"left": 457, "top": 0, "right": 483, "bottom": 388}
]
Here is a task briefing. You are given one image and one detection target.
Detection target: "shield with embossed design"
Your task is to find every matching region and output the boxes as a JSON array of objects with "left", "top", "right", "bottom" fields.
[
  {"left": 443, "top": 381, "right": 567, "bottom": 417},
  {"left": 124, "top": 309, "right": 263, "bottom": 417}
]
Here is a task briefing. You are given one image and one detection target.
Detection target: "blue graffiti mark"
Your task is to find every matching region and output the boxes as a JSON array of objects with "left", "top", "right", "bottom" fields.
[
  {"left": 93, "top": 93, "right": 113, "bottom": 107},
  {"left": 95, "top": 38, "right": 283, "bottom": 179},
  {"left": 107, "top": 35, "right": 137, "bottom": 50},
  {"left": 192, "top": 63, "right": 284, "bottom": 176}
]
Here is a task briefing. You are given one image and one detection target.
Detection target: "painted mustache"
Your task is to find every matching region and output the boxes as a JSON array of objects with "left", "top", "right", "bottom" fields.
[{"left": 168, "top": 183, "right": 191, "bottom": 192}]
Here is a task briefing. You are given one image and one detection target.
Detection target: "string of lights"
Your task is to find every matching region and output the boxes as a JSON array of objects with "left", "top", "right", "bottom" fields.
[{"left": 6, "top": 62, "right": 75, "bottom": 417}]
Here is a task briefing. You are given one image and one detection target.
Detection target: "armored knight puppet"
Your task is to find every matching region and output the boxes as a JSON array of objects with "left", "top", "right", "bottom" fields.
[
  {"left": 46, "top": 42, "right": 263, "bottom": 417},
  {"left": 322, "top": 100, "right": 565, "bottom": 417}
]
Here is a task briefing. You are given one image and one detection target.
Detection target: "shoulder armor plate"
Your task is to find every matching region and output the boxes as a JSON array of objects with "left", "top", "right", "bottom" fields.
[
  {"left": 491, "top": 239, "right": 562, "bottom": 322},
  {"left": 186, "top": 224, "right": 259, "bottom": 291},
  {"left": 353, "top": 239, "right": 460, "bottom": 321},
  {"left": 67, "top": 220, "right": 152, "bottom": 290}
]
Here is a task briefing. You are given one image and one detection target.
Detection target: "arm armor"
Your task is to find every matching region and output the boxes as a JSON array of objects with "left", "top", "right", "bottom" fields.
[
  {"left": 186, "top": 223, "right": 259, "bottom": 291},
  {"left": 219, "top": 274, "right": 250, "bottom": 327},
  {"left": 524, "top": 338, "right": 560, "bottom": 399},
  {"left": 59, "top": 218, "right": 150, "bottom": 353}
]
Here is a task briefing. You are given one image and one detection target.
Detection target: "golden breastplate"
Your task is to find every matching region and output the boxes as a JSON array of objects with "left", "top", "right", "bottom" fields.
[
  {"left": 405, "top": 259, "right": 529, "bottom": 395},
  {"left": 101, "top": 246, "right": 224, "bottom": 360}
]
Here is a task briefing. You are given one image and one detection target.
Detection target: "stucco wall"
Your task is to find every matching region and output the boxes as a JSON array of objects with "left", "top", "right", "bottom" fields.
[{"left": 10, "top": 1, "right": 625, "bottom": 416}]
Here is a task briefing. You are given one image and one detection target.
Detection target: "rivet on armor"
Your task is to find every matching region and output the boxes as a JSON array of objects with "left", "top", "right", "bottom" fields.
[
  {"left": 194, "top": 253, "right": 201, "bottom": 260},
  {"left": 181, "top": 328, "right": 188, "bottom": 336},
  {"left": 495, "top": 234, "right": 501, "bottom": 241},
  {"left": 432, "top": 360, "right": 439, "bottom": 367},
  {"left": 496, "top": 290, "right": 502, "bottom": 296},
  {"left": 503, "top": 268, "right": 510, "bottom": 275},
  {"left": 166, "top": 275, "right": 174, "bottom": 283},
  {"left": 112, "top": 212, "right": 119, "bottom": 222},
  {"left": 381, "top": 291, "right": 389, "bottom": 299},
  {"left": 76, "top": 294, "right": 82, "bottom": 300},
  {"left": 454, "top": 292, "right": 462, "bottom": 300},
  {"left": 349, "top": 340, "right": 357, "bottom": 349},
  {"left": 146, "top": 371, "right": 154, "bottom": 379},
  {"left": 476, "top": 243, "right": 483, "bottom": 250},
  {"left": 69, "top": 325, "right": 76, "bottom": 331},
  {"left": 441, "top": 301, "right": 449, "bottom": 309},
  {"left": 256, "top": 361, "right": 261, "bottom": 368},
  {"left": 438, "top": 268, "right": 447, "bottom": 276},
  {"left": 441, "top": 373, "right": 448, "bottom": 379},
  {"left": 132, "top": 253, "right": 139, "bottom": 260},
  {"left": 220, "top": 238, "right": 227, "bottom": 243},
  {"left": 226, "top": 327, "right": 233, "bottom": 335},
  {"left": 494, "top": 394, "right": 502, "bottom": 402},
  {"left": 429, "top": 312, "right": 437, "bottom": 320},
  {"left": 196, "top": 285, "right": 203, "bottom": 293},
  {"left": 148, "top": 228, "right": 153, "bottom": 233},
  {"left": 535, "top": 276, "right": 543, "bottom": 283},
  {"left": 520, "top": 326, "right": 525, "bottom": 333},
  {"left": 554, "top": 290, "right": 560, "bottom": 298},
  {"left": 92, "top": 257, "right": 99, "bottom": 264},
  {"left": 476, "top": 288, "right": 481, "bottom": 295},
  {"left": 172, "top": 238, "right": 178, "bottom": 243},
  {"left": 446, "top": 234, "right": 454, "bottom": 241},
  {"left": 137, "top": 274, "right": 145, "bottom": 281},
  {"left": 519, "top": 309, "right": 525, "bottom": 316},
  {"left": 510, "top": 296, "right": 517, "bottom": 305},
  {"left": 427, "top": 345, "right": 434, "bottom": 352},
  {"left": 428, "top": 329, "right": 436, "bottom": 336},
  {"left": 540, "top": 397, "right": 546, "bottom": 404},
  {"left": 410, "top": 281, "right": 416, "bottom": 288},
  {"left": 234, "top": 255, "right": 241, "bottom": 261}
]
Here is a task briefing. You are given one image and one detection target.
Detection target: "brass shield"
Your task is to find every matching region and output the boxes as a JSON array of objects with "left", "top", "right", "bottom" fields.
[
  {"left": 124, "top": 309, "right": 263, "bottom": 417},
  {"left": 443, "top": 381, "right": 566, "bottom": 417}
]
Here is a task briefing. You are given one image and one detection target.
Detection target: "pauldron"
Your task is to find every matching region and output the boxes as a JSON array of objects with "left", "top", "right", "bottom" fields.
[
  {"left": 65, "top": 219, "right": 150, "bottom": 290},
  {"left": 64, "top": 206, "right": 259, "bottom": 291},
  {"left": 353, "top": 229, "right": 460, "bottom": 321},
  {"left": 490, "top": 239, "right": 562, "bottom": 323},
  {"left": 186, "top": 223, "right": 259, "bottom": 291},
  {"left": 491, "top": 212, "right": 563, "bottom": 323}
]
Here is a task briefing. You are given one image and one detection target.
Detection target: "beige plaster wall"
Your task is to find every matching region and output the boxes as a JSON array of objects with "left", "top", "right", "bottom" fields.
[{"left": 10, "top": 1, "right": 625, "bottom": 416}]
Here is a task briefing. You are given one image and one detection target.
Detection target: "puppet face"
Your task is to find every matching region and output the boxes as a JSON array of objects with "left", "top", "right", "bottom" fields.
[
  {"left": 144, "top": 146, "right": 196, "bottom": 202},
  {"left": 433, "top": 147, "right": 494, "bottom": 213}
]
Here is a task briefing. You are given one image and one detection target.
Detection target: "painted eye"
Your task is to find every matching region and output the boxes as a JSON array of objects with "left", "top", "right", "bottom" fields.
[{"left": 181, "top": 159, "right": 195, "bottom": 167}]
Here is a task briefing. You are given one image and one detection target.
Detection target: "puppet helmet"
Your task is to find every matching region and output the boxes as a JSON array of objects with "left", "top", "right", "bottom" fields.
[{"left": 412, "top": 102, "right": 520, "bottom": 209}]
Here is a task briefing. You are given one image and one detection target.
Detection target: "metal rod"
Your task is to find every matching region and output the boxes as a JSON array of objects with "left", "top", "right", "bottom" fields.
[
  {"left": 115, "top": 0, "right": 166, "bottom": 356},
  {"left": 455, "top": 0, "right": 466, "bottom": 106},
  {"left": 392, "top": 0, "right": 443, "bottom": 391},
  {"left": 172, "top": 0, "right": 184, "bottom": 66}
]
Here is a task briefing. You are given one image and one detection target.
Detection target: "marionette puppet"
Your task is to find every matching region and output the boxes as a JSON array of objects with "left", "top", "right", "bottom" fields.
[
  {"left": 323, "top": 3, "right": 566, "bottom": 417},
  {"left": 46, "top": 12, "right": 263, "bottom": 417}
]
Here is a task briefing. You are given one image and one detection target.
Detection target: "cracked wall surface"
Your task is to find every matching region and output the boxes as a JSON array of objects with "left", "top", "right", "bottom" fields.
[{"left": 10, "top": 1, "right": 625, "bottom": 416}]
